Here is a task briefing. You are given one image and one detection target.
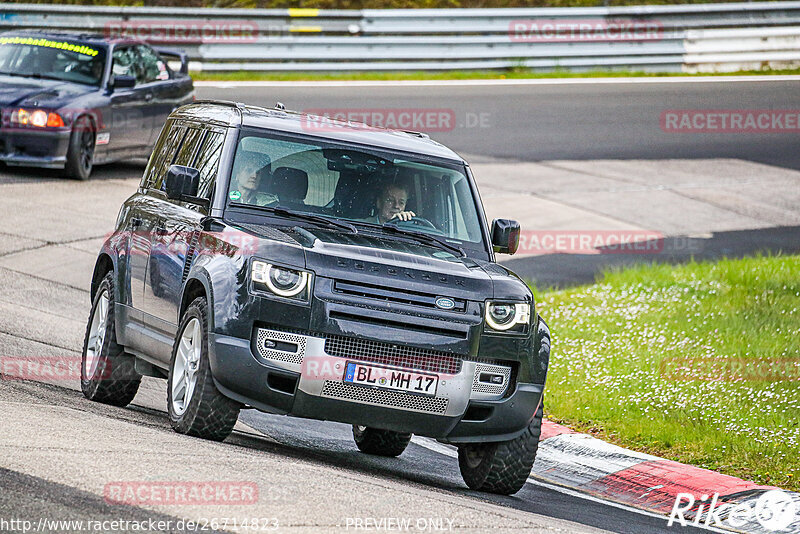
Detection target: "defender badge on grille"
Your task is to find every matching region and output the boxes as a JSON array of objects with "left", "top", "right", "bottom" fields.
[{"left": 435, "top": 297, "right": 455, "bottom": 310}]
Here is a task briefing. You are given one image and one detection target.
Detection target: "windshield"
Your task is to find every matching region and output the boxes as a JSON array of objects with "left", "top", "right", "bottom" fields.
[
  {"left": 0, "top": 37, "right": 106, "bottom": 86},
  {"left": 228, "top": 130, "right": 487, "bottom": 251}
]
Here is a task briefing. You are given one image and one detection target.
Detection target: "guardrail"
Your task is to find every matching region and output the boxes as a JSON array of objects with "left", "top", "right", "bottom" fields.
[{"left": 1, "top": 2, "right": 799, "bottom": 72}]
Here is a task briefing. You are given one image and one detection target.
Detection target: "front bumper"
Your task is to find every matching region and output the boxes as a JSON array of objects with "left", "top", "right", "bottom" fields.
[
  {"left": 0, "top": 128, "right": 70, "bottom": 169},
  {"left": 208, "top": 330, "right": 543, "bottom": 443}
]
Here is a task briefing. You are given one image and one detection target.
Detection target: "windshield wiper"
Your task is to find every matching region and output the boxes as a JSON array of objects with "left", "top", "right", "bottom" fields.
[
  {"left": 5, "top": 72, "right": 65, "bottom": 82},
  {"left": 230, "top": 203, "right": 358, "bottom": 234},
  {"left": 378, "top": 224, "right": 465, "bottom": 257}
]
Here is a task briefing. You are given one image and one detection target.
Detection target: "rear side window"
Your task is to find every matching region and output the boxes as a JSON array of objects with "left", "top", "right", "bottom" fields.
[
  {"left": 172, "top": 127, "right": 205, "bottom": 168},
  {"left": 136, "top": 45, "right": 167, "bottom": 83},
  {"left": 194, "top": 130, "right": 225, "bottom": 200},
  {"left": 141, "top": 123, "right": 186, "bottom": 190}
]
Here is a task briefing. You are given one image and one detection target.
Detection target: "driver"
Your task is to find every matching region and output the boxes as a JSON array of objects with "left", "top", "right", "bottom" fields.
[
  {"left": 361, "top": 181, "right": 415, "bottom": 224},
  {"left": 90, "top": 57, "right": 105, "bottom": 82},
  {"left": 233, "top": 152, "right": 273, "bottom": 206}
]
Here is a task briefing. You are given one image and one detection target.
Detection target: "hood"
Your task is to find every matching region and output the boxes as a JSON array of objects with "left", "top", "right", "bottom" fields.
[
  {"left": 237, "top": 222, "right": 497, "bottom": 300},
  {"left": 0, "top": 75, "right": 95, "bottom": 107}
]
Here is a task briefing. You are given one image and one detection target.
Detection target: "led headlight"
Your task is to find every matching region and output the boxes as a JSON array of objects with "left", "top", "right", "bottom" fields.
[
  {"left": 485, "top": 302, "right": 530, "bottom": 331},
  {"left": 252, "top": 261, "right": 310, "bottom": 298}
]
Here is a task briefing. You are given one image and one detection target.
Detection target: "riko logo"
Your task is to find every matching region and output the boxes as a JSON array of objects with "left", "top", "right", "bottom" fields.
[
  {"left": 669, "top": 490, "right": 798, "bottom": 531},
  {"left": 435, "top": 297, "right": 456, "bottom": 310}
]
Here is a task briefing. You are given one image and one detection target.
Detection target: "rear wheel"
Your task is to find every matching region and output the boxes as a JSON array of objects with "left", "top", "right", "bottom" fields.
[
  {"left": 457, "top": 400, "right": 543, "bottom": 495},
  {"left": 65, "top": 115, "right": 95, "bottom": 180},
  {"left": 352, "top": 425, "right": 411, "bottom": 457},
  {"left": 81, "top": 272, "right": 142, "bottom": 406},
  {"left": 167, "top": 297, "right": 240, "bottom": 441}
]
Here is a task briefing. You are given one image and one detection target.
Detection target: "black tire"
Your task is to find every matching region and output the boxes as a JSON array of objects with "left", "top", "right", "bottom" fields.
[
  {"left": 457, "top": 400, "right": 544, "bottom": 495},
  {"left": 81, "top": 272, "right": 142, "bottom": 406},
  {"left": 65, "top": 115, "right": 95, "bottom": 180},
  {"left": 352, "top": 425, "right": 411, "bottom": 457},
  {"left": 167, "top": 297, "right": 240, "bottom": 441}
]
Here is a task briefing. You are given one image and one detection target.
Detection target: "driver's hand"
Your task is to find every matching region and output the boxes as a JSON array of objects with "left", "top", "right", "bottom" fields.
[{"left": 390, "top": 211, "right": 416, "bottom": 222}]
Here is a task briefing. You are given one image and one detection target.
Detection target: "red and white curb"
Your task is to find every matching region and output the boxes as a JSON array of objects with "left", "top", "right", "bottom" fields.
[{"left": 413, "top": 420, "right": 799, "bottom": 533}]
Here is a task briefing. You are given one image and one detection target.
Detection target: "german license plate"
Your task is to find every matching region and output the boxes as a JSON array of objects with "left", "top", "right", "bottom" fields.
[{"left": 344, "top": 361, "right": 438, "bottom": 397}]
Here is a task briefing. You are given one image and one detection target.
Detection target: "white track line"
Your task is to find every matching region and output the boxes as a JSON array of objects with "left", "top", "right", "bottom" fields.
[
  {"left": 194, "top": 75, "right": 800, "bottom": 88},
  {"left": 410, "top": 436, "right": 731, "bottom": 534}
]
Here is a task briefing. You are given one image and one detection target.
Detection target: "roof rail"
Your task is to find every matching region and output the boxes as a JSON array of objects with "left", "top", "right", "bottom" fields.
[{"left": 179, "top": 99, "right": 245, "bottom": 123}]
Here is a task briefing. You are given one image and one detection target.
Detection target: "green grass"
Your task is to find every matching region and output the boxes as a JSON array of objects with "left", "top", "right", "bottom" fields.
[
  {"left": 534, "top": 255, "right": 800, "bottom": 491},
  {"left": 192, "top": 67, "right": 800, "bottom": 82}
]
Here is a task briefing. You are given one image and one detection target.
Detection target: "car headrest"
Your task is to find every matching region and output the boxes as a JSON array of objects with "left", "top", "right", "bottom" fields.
[
  {"left": 271, "top": 167, "right": 308, "bottom": 201},
  {"left": 333, "top": 172, "right": 377, "bottom": 218}
]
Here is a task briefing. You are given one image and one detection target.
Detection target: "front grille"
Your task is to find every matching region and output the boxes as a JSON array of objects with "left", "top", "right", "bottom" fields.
[
  {"left": 321, "top": 380, "right": 449, "bottom": 414},
  {"left": 324, "top": 334, "right": 462, "bottom": 375},
  {"left": 333, "top": 280, "right": 466, "bottom": 312}
]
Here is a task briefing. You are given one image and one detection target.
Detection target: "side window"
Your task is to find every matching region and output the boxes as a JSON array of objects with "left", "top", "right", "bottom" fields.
[
  {"left": 136, "top": 45, "right": 168, "bottom": 83},
  {"left": 172, "top": 128, "right": 205, "bottom": 168},
  {"left": 111, "top": 46, "right": 140, "bottom": 83},
  {"left": 141, "top": 124, "right": 186, "bottom": 190},
  {"left": 195, "top": 131, "right": 225, "bottom": 200}
]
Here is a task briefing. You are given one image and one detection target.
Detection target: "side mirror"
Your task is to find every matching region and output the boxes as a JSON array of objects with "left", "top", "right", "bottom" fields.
[
  {"left": 111, "top": 75, "right": 136, "bottom": 89},
  {"left": 165, "top": 165, "right": 207, "bottom": 207},
  {"left": 491, "top": 219, "right": 520, "bottom": 255}
]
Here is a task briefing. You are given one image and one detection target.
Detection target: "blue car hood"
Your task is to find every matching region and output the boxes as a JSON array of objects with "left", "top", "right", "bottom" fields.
[{"left": 0, "top": 74, "right": 95, "bottom": 107}]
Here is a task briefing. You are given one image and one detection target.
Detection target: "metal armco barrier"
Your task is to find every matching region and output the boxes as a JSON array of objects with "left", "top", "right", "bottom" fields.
[{"left": 1, "top": 1, "right": 799, "bottom": 72}]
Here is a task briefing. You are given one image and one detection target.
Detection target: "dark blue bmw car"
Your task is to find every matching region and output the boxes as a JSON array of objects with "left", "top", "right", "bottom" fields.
[{"left": 0, "top": 30, "right": 194, "bottom": 179}]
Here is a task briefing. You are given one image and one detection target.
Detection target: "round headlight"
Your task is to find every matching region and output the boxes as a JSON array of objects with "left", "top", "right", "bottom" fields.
[
  {"left": 31, "top": 110, "right": 48, "bottom": 128},
  {"left": 485, "top": 302, "right": 531, "bottom": 331},
  {"left": 265, "top": 265, "right": 308, "bottom": 297},
  {"left": 488, "top": 303, "right": 516, "bottom": 327}
]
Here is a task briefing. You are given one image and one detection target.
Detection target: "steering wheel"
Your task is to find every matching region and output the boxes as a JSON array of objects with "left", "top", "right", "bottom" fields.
[{"left": 386, "top": 216, "right": 439, "bottom": 232}]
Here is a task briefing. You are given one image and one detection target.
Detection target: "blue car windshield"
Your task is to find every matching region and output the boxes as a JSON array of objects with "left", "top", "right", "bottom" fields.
[
  {"left": 228, "top": 131, "right": 486, "bottom": 247},
  {"left": 0, "top": 37, "right": 106, "bottom": 86}
]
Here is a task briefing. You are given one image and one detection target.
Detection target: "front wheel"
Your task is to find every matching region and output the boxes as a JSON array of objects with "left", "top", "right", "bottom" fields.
[
  {"left": 352, "top": 426, "right": 411, "bottom": 457},
  {"left": 65, "top": 115, "right": 95, "bottom": 180},
  {"left": 81, "top": 272, "right": 142, "bottom": 406},
  {"left": 457, "top": 400, "right": 543, "bottom": 495},
  {"left": 167, "top": 297, "right": 240, "bottom": 441}
]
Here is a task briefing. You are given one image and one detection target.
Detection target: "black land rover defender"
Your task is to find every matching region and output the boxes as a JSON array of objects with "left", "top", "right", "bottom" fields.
[{"left": 82, "top": 101, "right": 550, "bottom": 495}]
